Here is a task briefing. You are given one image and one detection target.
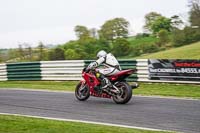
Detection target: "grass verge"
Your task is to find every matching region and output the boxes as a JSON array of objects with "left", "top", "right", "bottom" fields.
[
  {"left": 0, "top": 81, "right": 76, "bottom": 91},
  {"left": 0, "top": 81, "right": 200, "bottom": 99},
  {"left": 0, "top": 115, "right": 168, "bottom": 133},
  {"left": 134, "top": 83, "right": 200, "bottom": 99},
  {"left": 135, "top": 41, "right": 200, "bottom": 59}
]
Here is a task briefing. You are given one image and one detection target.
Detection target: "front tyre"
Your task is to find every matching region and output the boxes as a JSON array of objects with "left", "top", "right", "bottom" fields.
[
  {"left": 75, "top": 82, "right": 90, "bottom": 101},
  {"left": 112, "top": 82, "right": 132, "bottom": 104}
]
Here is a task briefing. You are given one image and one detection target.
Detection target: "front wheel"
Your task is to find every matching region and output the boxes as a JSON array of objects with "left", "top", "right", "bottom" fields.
[
  {"left": 75, "top": 81, "right": 90, "bottom": 101},
  {"left": 112, "top": 82, "right": 132, "bottom": 104}
]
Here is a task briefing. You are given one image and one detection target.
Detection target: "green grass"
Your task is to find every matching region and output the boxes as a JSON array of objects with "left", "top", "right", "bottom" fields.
[
  {"left": 128, "top": 36, "right": 158, "bottom": 46},
  {"left": 134, "top": 83, "right": 200, "bottom": 99},
  {"left": 0, "top": 115, "right": 168, "bottom": 133},
  {"left": 0, "top": 81, "right": 200, "bottom": 99},
  {"left": 0, "top": 81, "right": 76, "bottom": 91},
  {"left": 135, "top": 41, "right": 200, "bottom": 59}
]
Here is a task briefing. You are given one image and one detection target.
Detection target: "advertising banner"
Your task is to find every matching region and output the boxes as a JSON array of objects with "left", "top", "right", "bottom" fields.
[{"left": 148, "top": 59, "right": 200, "bottom": 81}]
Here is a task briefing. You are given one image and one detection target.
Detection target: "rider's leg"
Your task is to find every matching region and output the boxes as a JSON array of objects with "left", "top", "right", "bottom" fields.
[
  {"left": 96, "top": 72, "right": 109, "bottom": 87},
  {"left": 96, "top": 68, "right": 114, "bottom": 89},
  {"left": 99, "top": 74, "right": 112, "bottom": 89}
]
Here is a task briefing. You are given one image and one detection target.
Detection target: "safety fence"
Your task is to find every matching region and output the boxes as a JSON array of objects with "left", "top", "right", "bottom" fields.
[
  {"left": 41, "top": 60, "right": 84, "bottom": 81},
  {"left": 6, "top": 62, "right": 41, "bottom": 80},
  {"left": 0, "top": 63, "right": 7, "bottom": 81},
  {"left": 0, "top": 59, "right": 199, "bottom": 84},
  {"left": 0, "top": 59, "right": 147, "bottom": 82}
]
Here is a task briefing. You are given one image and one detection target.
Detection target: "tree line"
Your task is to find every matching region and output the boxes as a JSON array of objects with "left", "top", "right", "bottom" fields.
[
  {"left": 48, "top": 0, "right": 200, "bottom": 60},
  {"left": 0, "top": 0, "right": 199, "bottom": 62}
]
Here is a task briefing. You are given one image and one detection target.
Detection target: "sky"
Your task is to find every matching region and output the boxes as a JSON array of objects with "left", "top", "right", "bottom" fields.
[{"left": 0, "top": 0, "right": 189, "bottom": 49}]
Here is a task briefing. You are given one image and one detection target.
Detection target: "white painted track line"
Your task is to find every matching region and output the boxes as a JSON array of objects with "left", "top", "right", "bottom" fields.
[{"left": 0, "top": 112, "right": 171, "bottom": 132}]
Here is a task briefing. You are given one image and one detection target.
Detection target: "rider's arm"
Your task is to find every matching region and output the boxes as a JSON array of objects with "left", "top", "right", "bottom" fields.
[
  {"left": 88, "top": 57, "right": 105, "bottom": 69},
  {"left": 96, "top": 57, "right": 105, "bottom": 65}
]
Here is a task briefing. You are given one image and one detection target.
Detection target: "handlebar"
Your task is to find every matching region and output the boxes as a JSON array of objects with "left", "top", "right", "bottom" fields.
[{"left": 82, "top": 67, "right": 96, "bottom": 74}]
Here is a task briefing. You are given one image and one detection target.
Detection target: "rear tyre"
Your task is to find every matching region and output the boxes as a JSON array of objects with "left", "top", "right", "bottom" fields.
[
  {"left": 112, "top": 82, "right": 132, "bottom": 104},
  {"left": 75, "top": 82, "right": 90, "bottom": 101}
]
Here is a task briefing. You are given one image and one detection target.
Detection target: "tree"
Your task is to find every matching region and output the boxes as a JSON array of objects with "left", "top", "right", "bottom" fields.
[
  {"left": 7, "top": 49, "right": 19, "bottom": 60},
  {"left": 74, "top": 25, "right": 90, "bottom": 40},
  {"left": 18, "top": 44, "right": 24, "bottom": 58},
  {"left": 172, "top": 29, "right": 185, "bottom": 47},
  {"left": 21, "top": 43, "right": 33, "bottom": 61},
  {"left": 172, "top": 26, "right": 200, "bottom": 46},
  {"left": 158, "top": 29, "right": 170, "bottom": 46},
  {"left": 144, "top": 12, "right": 162, "bottom": 32},
  {"left": 38, "top": 42, "right": 45, "bottom": 61},
  {"left": 48, "top": 50, "right": 55, "bottom": 60},
  {"left": 112, "top": 38, "right": 131, "bottom": 57},
  {"left": 99, "top": 18, "right": 130, "bottom": 41},
  {"left": 54, "top": 47, "right": 65, "bottom": 60},
  {"left": 189, "top": 0, "right": 200, "bottom": 27},
  {"left": 90, "top": 28, "right": 98, "bottom": 39},
  {"left": 144, "top": 12, "right": 175, "bottom": 34},
  {"left": 48, "top": 47, "right": 65, "bottom": 60},
  {"left": 65, "top": 49, "right": 80, "bottom": 59},
  {"left": 170, "top": 15, "right": 184, "bottom": 29},
  {"left": 0, "top": 51, "right": 2, "bottom": 62},
  {"left": 150, "top": 16, "right": 172, "bottom": 34},
  {"left": 27, "top": 46, "right": 33, "bottom": 61}
]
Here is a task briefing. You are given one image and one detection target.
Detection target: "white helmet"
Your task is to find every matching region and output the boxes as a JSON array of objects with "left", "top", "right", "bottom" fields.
[{"left": 97, "top": 50, "right": 107, "bottom": 58}]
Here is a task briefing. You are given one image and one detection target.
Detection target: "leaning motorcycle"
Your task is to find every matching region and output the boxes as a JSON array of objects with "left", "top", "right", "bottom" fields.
[{"left": 75, "top": 67, "right": 138, "bottom": 104}]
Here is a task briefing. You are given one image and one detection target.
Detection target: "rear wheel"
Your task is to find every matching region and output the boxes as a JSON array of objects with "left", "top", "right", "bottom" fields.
[
  {"left": 75, "top": 82, "right": 90, "bottom": 101},
  {"left": 112, "top": 82, "right": 132, "bottom": 104}
]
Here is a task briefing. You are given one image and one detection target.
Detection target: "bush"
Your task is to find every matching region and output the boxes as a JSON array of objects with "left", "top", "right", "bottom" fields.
[
  {"left": 184, "top": 27, "right": 200, "bottom": 44},
  {"left": 158, "top": 29, "right": 170, "bottom": 46},
  {"left": 112, "top": 38, "right": 131, "bottom": 57},
  {"left": 135, "top": 33, "right": 150, "bottom": 39},
  {"left": 129, "top": 45, "right": 141, "bottom": 57},
  {"left": 65, "top": 49, "right": 81, "bottom": 59},
  {"left": 143, "top": 43, "right": 159, "bottom": 53},
  {"left": 48, "top": 47, "right": 65, "bottom": 60},
  {"left": 172, "top": 27, "right": 200, "bottom": 47},
  {"left": 131, "top": 42, "right": 159, "bottom": 57}
]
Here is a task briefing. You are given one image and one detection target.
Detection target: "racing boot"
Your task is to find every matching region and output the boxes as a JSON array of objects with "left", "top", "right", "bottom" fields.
[{"left": 101, "top": 78, "right": 112, "bottom": 90}]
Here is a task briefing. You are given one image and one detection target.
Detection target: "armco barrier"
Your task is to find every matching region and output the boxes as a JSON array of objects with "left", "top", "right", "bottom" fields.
[
  {"left": 0, "top": 59, "right": 199, "bottom": 84},
  {"left": 40, "top": 59, "right": 147, "bottom": 81},
  {"left": 0, "top": 63, "right": 7, "bottom": 81},
  {"left": 40, "top": 60, "right": 84, "bottom": 80},
  {"left": 6, "top": 62, "right": 41, "bottom": 80}
]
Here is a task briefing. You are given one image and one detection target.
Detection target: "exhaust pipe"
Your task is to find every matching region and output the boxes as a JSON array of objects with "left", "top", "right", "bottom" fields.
[{"left": 131, "top": 83, "right": 139, "bottom": 89}]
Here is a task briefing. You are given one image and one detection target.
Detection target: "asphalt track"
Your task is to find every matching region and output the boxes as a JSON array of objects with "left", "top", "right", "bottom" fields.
[{"left": 0, "top": 89, "right": 200, "bottom": 133}]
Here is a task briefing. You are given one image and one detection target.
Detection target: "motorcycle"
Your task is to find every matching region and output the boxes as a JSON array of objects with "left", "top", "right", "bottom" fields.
[{"left": 75, "top": 67, "right": 139, "bottom": 104}]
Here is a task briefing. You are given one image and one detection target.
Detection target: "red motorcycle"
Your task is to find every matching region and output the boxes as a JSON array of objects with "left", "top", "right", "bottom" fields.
[{"left": 75, "top": 67, "right": 138, "bottom": 104}]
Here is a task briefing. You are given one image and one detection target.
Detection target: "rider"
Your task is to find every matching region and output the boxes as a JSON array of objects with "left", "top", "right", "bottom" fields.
[{"left": 87, "top": 50, "right": 121, "bottom": 89}]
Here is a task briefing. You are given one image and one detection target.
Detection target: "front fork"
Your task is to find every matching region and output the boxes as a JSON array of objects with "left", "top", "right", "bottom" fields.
[{"left": 79, "top": 80, "right": 87, "bottom": 92}]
